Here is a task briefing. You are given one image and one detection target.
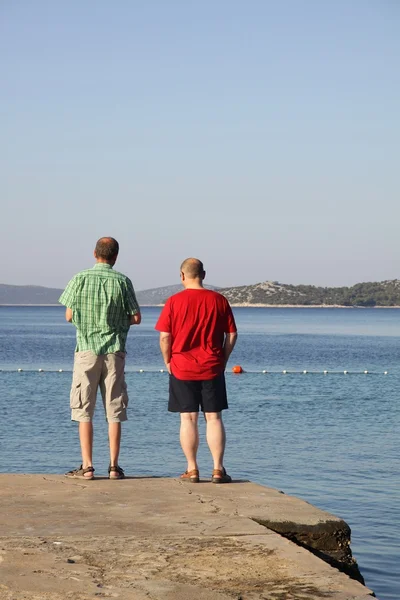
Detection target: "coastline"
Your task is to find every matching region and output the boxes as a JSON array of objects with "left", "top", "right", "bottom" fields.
[
  {"left": 229, "top": 303, "right": 400, "bottom": 308},
  {"left": 2, "top": 303, "right": 400, "bottom": 308}
]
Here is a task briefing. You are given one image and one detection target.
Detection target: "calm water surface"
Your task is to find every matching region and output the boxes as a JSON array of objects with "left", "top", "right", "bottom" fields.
[{"left": 0, "top": 306, "right": 399, "bottom": 600}]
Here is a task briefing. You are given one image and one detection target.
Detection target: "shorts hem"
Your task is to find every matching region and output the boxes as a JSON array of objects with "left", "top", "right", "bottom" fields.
[
  {"left": 106, "top": 416, "right": 128, "bottom": 423},
  {"left": 168, "top": 406, "right": 228, "bottom": 413}
]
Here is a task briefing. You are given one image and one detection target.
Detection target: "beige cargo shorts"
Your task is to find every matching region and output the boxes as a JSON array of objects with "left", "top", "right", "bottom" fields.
[{"left": 70, "top": 351, "right": 129, "bottom": 423}]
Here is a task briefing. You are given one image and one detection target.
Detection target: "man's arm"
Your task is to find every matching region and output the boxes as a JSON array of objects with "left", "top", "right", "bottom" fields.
[
  {"left": 59, "top": 276, "right": 78, "bottom": 321},
  {"left": 223, "top": 332, "right": 238, "bottom": 367},
  {"left": 159, "top": 332, "right": 172, "bottom": 374},
  {"left": 125, "top": 279, "right": 141, "bottom": 325}
]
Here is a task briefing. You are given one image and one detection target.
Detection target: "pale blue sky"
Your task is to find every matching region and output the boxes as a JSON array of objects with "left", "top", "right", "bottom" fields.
[{"left": 1, "top": 1, "right": 399, "bottom": 290}]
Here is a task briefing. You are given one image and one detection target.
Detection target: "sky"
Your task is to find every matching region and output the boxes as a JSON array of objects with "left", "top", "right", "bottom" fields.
[{"left": 1, "top": 1, "right": 399, "bottom": 291}]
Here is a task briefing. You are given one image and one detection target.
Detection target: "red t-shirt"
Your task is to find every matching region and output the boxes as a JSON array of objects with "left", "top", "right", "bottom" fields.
[{"left": 155, "top": 289, "right": 237, "bottom": 381}]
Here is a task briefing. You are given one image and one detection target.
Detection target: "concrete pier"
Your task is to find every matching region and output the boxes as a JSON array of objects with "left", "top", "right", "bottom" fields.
[{"left": 0, "top": 475, "right": 375, "bottom": 599}]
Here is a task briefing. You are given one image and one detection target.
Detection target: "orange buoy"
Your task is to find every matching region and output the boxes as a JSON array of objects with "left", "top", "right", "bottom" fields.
[{"left": 232, "top": 365, "right": 243, "bottom": 374}]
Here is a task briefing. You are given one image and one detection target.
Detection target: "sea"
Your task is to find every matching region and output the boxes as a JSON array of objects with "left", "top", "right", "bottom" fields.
[{"left": 0, "top": 305, "right": 399, "bottom": 600}]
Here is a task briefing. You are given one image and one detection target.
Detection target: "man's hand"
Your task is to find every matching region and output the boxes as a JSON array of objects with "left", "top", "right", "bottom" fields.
[
  {"left": 130, "top": 313, "right": 141, "bottom": 325},
  {"left": 159, "top": 332, "right": 172, "bottom": 372},
  {"left": 223, "top": 332, "right": 238, "bottom": 366}
]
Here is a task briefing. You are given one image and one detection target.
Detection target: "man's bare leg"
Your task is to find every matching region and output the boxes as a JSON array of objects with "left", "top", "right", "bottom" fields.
[
  {"left": 109, "top": 422, "right": 121, "bottom": 466},
  {"left": 205, "top": 412, "right": 226, "bottom": 470},
  {"left": 180, "top": 412, "right": 199, "bottom": 471},
  {"left": 79, "top": 422, "right": 94, "bottom": 478}
]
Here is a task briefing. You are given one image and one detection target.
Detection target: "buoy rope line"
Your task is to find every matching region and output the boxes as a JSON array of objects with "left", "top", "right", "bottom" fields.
[{"left": 0, "top": 369, "right": 390, "bottom": 375}]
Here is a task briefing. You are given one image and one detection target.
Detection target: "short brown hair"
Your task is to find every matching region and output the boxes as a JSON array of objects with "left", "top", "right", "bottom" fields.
[
  {"left": 95, "top": 237, "right": 119, "bottom": 261},
  {"left": 180, "top": 258, "right": 205, "bottom": 279}
]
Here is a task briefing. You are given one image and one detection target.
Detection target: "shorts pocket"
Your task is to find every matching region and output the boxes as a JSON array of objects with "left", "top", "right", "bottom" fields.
[
  {"left": 121, "top": 381, "right": 129, "bottom": 409},
  {"left": 109, "top": 381, "right": 128, "bottom": 411},
  {"left": 70, "top": 383, "right": 82, "bottom": 409}
]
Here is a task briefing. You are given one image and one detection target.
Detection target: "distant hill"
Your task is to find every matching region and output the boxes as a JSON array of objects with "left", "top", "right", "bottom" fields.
[
  {"left": 218, "top": 280, "right": 400, "bottom": 307},
  {"left": 136, "top": 284, "right": 219, "bottom": 305},
  {"left": 2, "top": 280, "right": 400, "bottom": 307},
  {"left": 0, "top": 283, "right": 218, "bottom": 306},
  {"left": 0, "top": 284, "right": 62, "bottom": 305},
  {"left": 135, "top": 284, "right": 181, "bottom": 305}
]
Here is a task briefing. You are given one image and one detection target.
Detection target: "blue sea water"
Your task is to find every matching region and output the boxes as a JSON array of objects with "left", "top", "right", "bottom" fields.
[{"left": 0, "top": 306, "right": 399, "bottom": 599}]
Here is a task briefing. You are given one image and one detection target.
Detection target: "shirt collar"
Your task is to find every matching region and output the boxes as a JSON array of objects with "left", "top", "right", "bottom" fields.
[{"left": 93, "top": 263, "right": 113, "bottom": 270}]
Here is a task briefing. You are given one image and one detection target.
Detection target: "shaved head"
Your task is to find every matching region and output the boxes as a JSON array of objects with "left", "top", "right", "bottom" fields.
[
  {"left": 180, "top": 258, "right": 205, "bottom": 280},
  {"left": 94, "top": 237, "right": 119, "bottom": 262}
]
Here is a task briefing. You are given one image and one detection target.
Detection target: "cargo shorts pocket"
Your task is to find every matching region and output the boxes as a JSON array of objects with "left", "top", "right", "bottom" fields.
[
  {"left": 121, "top": 381, "right": 129, "bottom": 409},
  {"left": 70, "top": 383, "right": 82, "bottom": 409},
  {"left": 106, "top": 380, "right": 129, "bottom": 422},
  {"left": 110, "top": 381, "right": 128, "bottom": 409}
]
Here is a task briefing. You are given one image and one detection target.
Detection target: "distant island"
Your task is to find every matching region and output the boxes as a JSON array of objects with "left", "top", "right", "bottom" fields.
[
  {"left": 134, "top": 284, "right": 219, "bottom": 305},
  {"left": 218, "top": 280, "right": 400, "bottom": 307},
  {"left": 1, "top": 280, "right": 400, "bottom": 307},
  {"left": 0, "top": 283, "right": 218, "bottom": 306}
]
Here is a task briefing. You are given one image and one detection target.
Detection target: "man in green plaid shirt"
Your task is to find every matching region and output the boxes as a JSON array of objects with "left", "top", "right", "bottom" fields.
[{"left": 59, "top": 237, "right": 141, "bottom": 480}]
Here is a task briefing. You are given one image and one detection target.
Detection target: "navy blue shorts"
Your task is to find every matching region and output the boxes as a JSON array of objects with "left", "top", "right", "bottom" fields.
[{"left": 168, "top": 373, "right": 228, "bottom": 413}]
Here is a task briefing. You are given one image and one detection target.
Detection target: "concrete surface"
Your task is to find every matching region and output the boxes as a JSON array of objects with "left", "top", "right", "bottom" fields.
[{"left": 0, "top": 475, "right": 375, "bottom": 600}]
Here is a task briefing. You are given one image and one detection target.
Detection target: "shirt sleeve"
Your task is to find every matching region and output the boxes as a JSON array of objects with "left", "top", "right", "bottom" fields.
[
  {"left": 59, "top": 276, "right": 78, "bottom": 308},
  {"left": 224, "top": 299, "right": 237, "bottom": 333},
  {"left": 125, "top": 279, "right": 140, "bottom": 315},
  {"left": 155, "top": 297, "right": 172, "bottom": 332}
]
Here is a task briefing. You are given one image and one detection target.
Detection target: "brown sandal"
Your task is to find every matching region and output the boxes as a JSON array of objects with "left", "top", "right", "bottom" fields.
[
  {"left": 211, "top": 467, "right": 232, "bottom": 484},
  {"left": 180, "top": 469, "right": 200, "bottom": 483},
  {"left": 108, "top": 465, "right": 125, "bottom": 480},
  {"left": 65, "top": 465, "right": 95, "bottom": 480}
]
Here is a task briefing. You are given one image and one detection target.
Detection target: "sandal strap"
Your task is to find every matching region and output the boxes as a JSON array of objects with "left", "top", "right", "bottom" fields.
[
  {"left": 66, "top": 465, "right": 94, "bottom": 476},
  {"left": 212, "top": 468, "right": 226, "bottom": 477},
  {"left": 109, "top": 465, "right": 124, "bottom": 475},
  {"left": 183, "top": 469, "right": 199, "bottom": 476}
]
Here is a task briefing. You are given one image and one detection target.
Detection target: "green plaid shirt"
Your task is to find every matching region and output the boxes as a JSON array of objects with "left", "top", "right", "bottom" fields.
[{"left": 59, "top": 263, "right": 140, "bottom": 355}]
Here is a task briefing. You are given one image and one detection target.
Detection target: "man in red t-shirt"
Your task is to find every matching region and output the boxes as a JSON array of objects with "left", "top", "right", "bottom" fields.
[{"left": 155, "top": 258, "right": 238, "bottom": 483}]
